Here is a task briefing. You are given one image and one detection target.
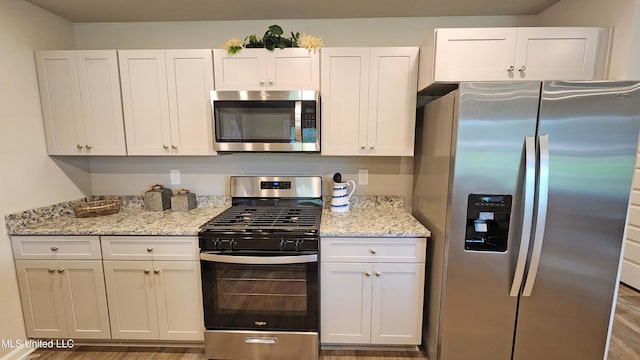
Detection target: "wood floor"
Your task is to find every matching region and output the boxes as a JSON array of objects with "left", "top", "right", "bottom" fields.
[{"left": 28, "top": 283, "right": 640, "bottom": 360}]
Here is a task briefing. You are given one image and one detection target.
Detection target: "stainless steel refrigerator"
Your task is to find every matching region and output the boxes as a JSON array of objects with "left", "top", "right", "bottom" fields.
[{"left": 413, "top": 81, "right": 640, "bottom": 360}]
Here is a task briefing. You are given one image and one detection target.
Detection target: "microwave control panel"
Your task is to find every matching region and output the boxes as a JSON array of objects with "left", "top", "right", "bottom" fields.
[{"left": 302, "top": 101, "right": 317, "bottom": 129}]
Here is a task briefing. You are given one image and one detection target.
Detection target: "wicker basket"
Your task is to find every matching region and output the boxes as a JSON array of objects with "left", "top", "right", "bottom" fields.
[{"left": 74, "top": 199, "right": 122, "bottom": 218}]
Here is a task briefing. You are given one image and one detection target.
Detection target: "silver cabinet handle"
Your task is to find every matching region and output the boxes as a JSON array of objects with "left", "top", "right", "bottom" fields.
[
  {"left": 507, "top": 65, "right": 515, "bottom": 72},
  {"left": 144, "top": 269, "right": 150, "bottom": 274},
  {"left": 48, "top": 269, "right": 55, "bottom": 273},
  {"left": 369, "top": 249, "right": 376, "bottom": 255},
  {"left": 370, "top": 146, "right": 375, "bottom": 150},
  {"left": 57, "top": 269, "right": 65, "bottom": 273},
  {"left": 154, "top": 269, "right": 160, "bottom": 274},
  {"left": 76, "top": 144, "right": 84, "bottom": 149},
  {"left": 374, "top": 271, "right": 381, "bottom": 277},
  {"left": 171, "top": 145, "right": 178, "bottom": 150},
  {"left": 360, "top": 145, "right": 365, "bottom": 149},
  {"left": 146, "top": 247, "right": 153, "bottom": 252},
  {"left": 259, "top": 79, "right": 265, "bottom": 86},
  {"left": 268, "top": 79, "right": 273, "bottom": 86},
  {"left": 163, "top": 145, "right": 169, "bottom": 149},
  {"left": 85, "top": 145, "right": 92, "bottom": 150},
  {"left": 364, "top": 271, "right": 371, "bottom": 277},
  {"left": 522, "top": 134, "right": 550, "bottom": 296},
  {"left": 51, "top": 246, "right": 58, "bottom": 252},
  {"left": 510, "top": 136, "right": 536, "bottom": 297},
  {"left": 519, "top": 65, "right": 526, "bottom": 72}
]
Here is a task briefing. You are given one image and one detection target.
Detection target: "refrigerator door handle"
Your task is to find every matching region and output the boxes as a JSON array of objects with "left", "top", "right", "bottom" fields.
[
  {"left": 510, "top": 136, "right": 536, "bottom": 297},
  {"left": 522, "top": 134, "right": 550, "bottom": 297}
]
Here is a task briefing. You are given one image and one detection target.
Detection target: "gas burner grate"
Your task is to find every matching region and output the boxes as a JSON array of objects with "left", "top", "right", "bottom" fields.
[{"left": 201, "top": 206, "right": 321, "bottom": 230}]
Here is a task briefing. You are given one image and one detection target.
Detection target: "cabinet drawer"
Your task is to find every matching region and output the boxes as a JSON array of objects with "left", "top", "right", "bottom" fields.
[
  {"left": 101, "top": 236, "right": 198, "bottom": 260},
  {"left": 321, "top": 237, "right": 426, "bottom": 263},
  {"left": 11, "top": 236, "right": 101, "bottom": 260}
]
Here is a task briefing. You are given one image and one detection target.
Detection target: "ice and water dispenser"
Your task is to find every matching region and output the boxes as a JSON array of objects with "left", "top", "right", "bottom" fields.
[{"left": 465, "top": 194, "right": 512, "bottom": 252}]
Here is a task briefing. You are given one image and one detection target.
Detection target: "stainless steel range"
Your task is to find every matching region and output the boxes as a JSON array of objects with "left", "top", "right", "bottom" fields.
[{"left": 199, "top": 176, "right": 322, "bottom": 360}]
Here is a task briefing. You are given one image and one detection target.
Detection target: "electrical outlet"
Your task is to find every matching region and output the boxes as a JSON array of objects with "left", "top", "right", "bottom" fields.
[
  {"left": 358, "top": 169, "right": 368, "bottom": 185},
  {"left": 170, "top": 169, "right": 181, "bottom": 185}
]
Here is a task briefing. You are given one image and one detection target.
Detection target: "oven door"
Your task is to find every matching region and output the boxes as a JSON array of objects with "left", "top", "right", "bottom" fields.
[{"left": 200, "top": 252, "right": 318, "bottom": 332}]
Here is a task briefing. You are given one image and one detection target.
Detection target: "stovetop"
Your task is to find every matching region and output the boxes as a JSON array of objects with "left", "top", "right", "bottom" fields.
[{"left": 200, "top": 205, "right": 321, "bottom": 232}]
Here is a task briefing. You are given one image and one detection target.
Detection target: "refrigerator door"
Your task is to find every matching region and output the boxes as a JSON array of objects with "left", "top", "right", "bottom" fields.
[
  {"left": 439, "top": 82, "right": 540, "bottom": 360},
  {"left": 513, "top": 81, "right": 640, "bottom": 360}
]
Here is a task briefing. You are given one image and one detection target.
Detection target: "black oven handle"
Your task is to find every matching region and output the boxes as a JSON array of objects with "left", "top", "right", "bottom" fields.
[{"left": 200, "top": 252, "right": 317, "bottom": 264}]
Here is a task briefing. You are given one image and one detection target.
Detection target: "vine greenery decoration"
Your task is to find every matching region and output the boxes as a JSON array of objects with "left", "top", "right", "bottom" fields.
[{"left": 223, "top": 25, "right": 324, "bottom": 54}]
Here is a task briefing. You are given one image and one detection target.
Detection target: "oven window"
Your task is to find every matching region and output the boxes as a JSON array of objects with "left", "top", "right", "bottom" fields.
[
  {"left": 201, "top": 259, "right": 318, "bottom": 331},
  {"left": 214, "top": 101, "right": 295, "bottom": 142},
  {"left": 217, "top": 264, "right": 307, "bottom": 313}
]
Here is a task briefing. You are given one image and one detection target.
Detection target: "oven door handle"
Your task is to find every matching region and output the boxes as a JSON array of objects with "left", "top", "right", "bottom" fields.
[{"left": 200, "top": 253, "right": 317, "bottom": 264}]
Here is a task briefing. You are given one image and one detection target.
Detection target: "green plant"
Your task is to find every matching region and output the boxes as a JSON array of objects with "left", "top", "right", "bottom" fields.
[{"left": 224, "top": 25, "right": 312, "bottom": 54}]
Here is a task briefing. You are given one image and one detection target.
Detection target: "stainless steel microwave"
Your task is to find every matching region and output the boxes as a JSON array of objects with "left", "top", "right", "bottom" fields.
[{"left": 211, "top": 90, "right": 320, "bottom": 152}]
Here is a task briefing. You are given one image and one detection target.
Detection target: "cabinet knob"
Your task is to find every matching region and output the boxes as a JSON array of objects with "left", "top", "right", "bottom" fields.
[
  {"left": 369, "top": 248, "right": 376, "bottom": 255},
  {"left": 144, "top": 269, "right": 151, "bottom": 274},
  {"left": 370, "top": 146, "right": 375, "bottom": 150},
  {"left": 85, "top": 145, "right": 92, "bottom": 150},
  {"left": 146, "top": 247, "right": 153, "bottom": 252},
  {"left": 374, "top": 271, "right": 381, "bottom": 277},
  {"left": 519, "top": 66, "right": 526, "bottom": 73},
  {"left": 154, "top": 269, "right": 160, "bottom": 274},
  {"left": 259, "top": 79, "right": 265, "bottom": 86},
  {"left": 76, "top": 144, "right": 84, "bottom": 149},
  {"left": 51, "top": 246, "right": 58, "bottom": 252},
  {"left": 171, "top": 145, "right": 178, "bottom": 150},
  {"left": 507, "top": 65, "right": 515, "bottom": 72},
  {"left": 57, "top": 269, "right": 65, "bottom": 273},
  {"left": 268, "top": 79, "right": 273, "bottom": 86},
  {"left": 163, "top": 145, "right": 169, "bottom": 150},
  {"left": 364, "top": 271, "right": 371, "bottom": 277},
  {"left": 48, "top": 269, "right": 55, "bottom": 273},
  {"left": 360, "top": 145, "right": 365, "bottom": 150}
]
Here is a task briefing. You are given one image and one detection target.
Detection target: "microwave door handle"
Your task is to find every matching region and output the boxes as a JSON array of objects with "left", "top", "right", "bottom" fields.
[
  {"left": 200, "top": 253, "right": 317, "bottom": 264},
  {"left": 295, "top": 101, "right": 302, "bottom": 143}
]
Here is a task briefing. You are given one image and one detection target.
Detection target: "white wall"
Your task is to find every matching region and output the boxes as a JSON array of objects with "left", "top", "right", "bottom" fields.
[
  {"left": 537, "top": 0, "right": 639, "bottom": 79},
  {"left": 0, "top": 0, "right": 89, "bottom": 357},
  {"left": 73, "top": 16, "right": 537, "bottom": 49}
]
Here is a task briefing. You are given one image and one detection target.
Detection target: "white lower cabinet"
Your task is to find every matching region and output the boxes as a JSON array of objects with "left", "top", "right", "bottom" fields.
[
  {"left": 320, "top": 237, "right": 426, "bottom": 346},
  {"left": 102, "top": 236, "right": 203, "bottom": 341},
  {"left": 12, "top": 236, "right": 110, "bottom": 340}
]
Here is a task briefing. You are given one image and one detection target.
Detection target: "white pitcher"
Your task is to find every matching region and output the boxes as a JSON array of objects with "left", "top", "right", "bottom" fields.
[{"left": 330, "top": 180, "right": 356, "bottom": 213}]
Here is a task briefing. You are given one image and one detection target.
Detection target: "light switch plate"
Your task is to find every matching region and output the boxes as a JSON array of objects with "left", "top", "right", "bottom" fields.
[
  {"left": 358, "top": 169, "right": 368, "bottom": 185},
  {"left": 170, "top": 169, "right": 181, "bottom": 185}
]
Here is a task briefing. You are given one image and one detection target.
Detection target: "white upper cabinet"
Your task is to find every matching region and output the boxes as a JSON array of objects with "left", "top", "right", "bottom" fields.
[
  {"left": 213, "top": 48, "right": 319, "bottom": 91},
  {"left": 119, "top": 49, "right": 215, "bottom": 156},
  {"left": 419, "top": 27, "right": 607, "bottom": 91},
  {"left": 36, "top": 50, "right": 126, "bottom": 155},
  {"left": 321, "top": 47, "right": 418, "bottom": 156}
]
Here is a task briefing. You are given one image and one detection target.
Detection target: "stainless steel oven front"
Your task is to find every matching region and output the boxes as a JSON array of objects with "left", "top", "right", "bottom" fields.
[{"left": 200, "top": 250, "right": 318, "bottom": 360}]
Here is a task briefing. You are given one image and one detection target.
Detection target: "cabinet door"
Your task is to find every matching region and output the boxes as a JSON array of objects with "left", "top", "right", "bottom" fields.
[
  {"left": 166, "top": 49, "right": 216, "bottom": 155},
  {"left": 514, "top": 27, "right": 602, "bottom": 80},
  {"left": 320, "top": 263, "right": 372, "bottom": 344},
  {"left": 35, "top": 50, "right": 85, "bottom": 155},
  {"left": 370, "top": 263, "right": 424, "bottom": 345},
  {"left": 103, "top": 260, "right": 159, "bottom": 340},
  {"left": 433, "top": 28, "right": 518, "bottom": 82},
  {"left": 119, "top": 50, "right": 172, "bottom": 155},
  {"left": 15, "top": 260, "right": 68, "bottom": 338},
  {"left": 153, "top": 261, "right": 204, "bottom": 341},
  {"left": 368, "top": 48, "right": 418, "bottom": 156},
  {"left": 59, "top": 260, "right": 111, "bottom": 339},
  {"left": 76, "top": 50, "right": 127, "bottom": 155},
  {"left": 269, "top": 48, "right": 320, "bottom": 90},
  {"left": 320, "top": 48, "right": 369, "bottom": 155},
  {"left": 213, "top": 49, "right": 267, "bottom": 91}
]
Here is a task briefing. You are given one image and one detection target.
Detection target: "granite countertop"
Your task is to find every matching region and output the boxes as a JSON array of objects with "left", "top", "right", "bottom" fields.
[{"left": 5, "top": 195, "right": 430, "bottom": 238}]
